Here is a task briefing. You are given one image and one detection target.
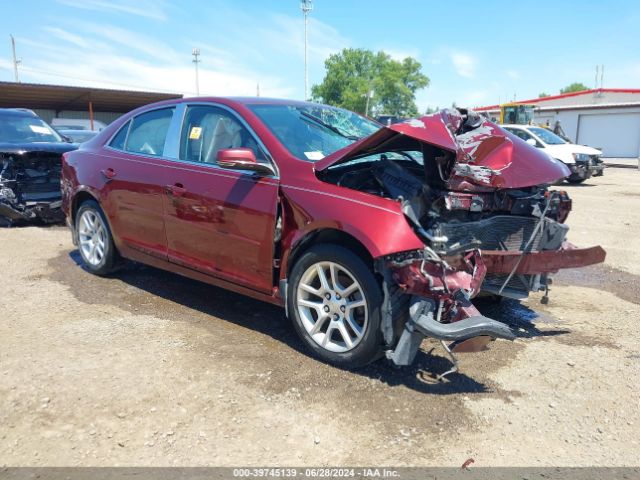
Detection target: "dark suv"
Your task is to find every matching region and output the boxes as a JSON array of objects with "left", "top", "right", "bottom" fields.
[{"left": 0, "top": 108, "right": 77, "bottom": 225}]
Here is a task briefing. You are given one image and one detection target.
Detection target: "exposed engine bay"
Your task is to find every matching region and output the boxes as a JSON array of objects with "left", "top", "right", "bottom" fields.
[
  {"left": 317, "top": 109, "right": 606, "bottom": 371},
  {"left": 322, "top": 154, "right": 572, "bottom": 299},
  {"left": 0, "top": 146, "right": 75, "bottom": 226}
]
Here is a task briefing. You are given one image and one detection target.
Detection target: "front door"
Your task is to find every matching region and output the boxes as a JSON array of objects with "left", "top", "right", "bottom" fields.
[{"left": 162, "top": 104, "right": 279, "bottom": 293}]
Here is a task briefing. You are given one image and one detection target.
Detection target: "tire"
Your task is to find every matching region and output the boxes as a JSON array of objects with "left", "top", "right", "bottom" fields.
[
  {"left": 566, "top": 176, "right": 587, "bottom": 184},
  {"left": 75, "top": 200, "right": 119, "bottom": 275},
  {"left": 287, "top": 244, "right": 384, "bottom": 369}
]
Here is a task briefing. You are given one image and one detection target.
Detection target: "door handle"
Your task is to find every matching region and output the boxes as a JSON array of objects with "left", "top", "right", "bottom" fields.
[
  {"left": 165, "top": 183, "right": 187, "bottom": 197},
  {"left": 100, "top": 168, "right": 116, "bottom": 181}
]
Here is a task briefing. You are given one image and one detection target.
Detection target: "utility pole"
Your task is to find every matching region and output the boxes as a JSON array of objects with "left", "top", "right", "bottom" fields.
[
  {"left": 300, "top": 0, "right": 313, "bottom": 100},
  {"left": 364, "top": 89, "right": 374, "bottom": 117},
  {"left": 10, "top": 34, "right": 21, "bottom": 83},
  {"left": 192, "top": 47, "right": 201, "bottom": 96}
]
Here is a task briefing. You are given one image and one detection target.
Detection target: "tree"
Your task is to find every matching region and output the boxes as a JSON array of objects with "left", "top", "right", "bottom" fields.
[
  {"left": 311, "top": 48, "right": 429, "bottom": 117},
  {"left": 559, "top": 82, "right": 589, "bottom": 94},
  {"left": 538, "top": 92, "right": 550, "bottom": 98}
]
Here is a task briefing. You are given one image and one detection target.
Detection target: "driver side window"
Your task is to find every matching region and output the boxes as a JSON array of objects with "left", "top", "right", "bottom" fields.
[{"left": 179, "top": 105, "right": 266, "bottom": 164}]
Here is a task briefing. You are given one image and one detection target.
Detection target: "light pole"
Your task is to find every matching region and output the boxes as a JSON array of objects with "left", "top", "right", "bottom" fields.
[
  {"left": 10, "top": 34, "right": 21, "bottom": 83},
  {"left": 192, "top": 47, "right": 201, "bottom": 96},
  {"left": 300, "top": 0, "right": 313, "bottom": 100}
]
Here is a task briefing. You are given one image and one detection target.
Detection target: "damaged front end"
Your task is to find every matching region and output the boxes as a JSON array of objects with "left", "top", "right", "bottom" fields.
[
  {"left": 379, "top": 248, "right": 515, "bottom": 371},
  {"left": 317, "top": 108, "right": 606, "bottom": 372},
  {"left": 0, "top": 143, "right": 76, "bottom": 226}
]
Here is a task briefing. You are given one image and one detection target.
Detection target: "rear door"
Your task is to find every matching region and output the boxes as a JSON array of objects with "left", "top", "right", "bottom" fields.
[
  {"left": 162, "top": 103, "right": 279, "bottom": 293},
  {"left": 100, "top": 107, "right": 175, "bottom": 259}
]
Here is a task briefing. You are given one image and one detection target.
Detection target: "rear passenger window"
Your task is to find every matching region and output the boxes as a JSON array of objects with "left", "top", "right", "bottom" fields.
[
  {"left": 125, "top": 108, "right": 175, "bottom": 156},
  {"left": 109, "top": 120, "right": 130, "bottom": 150}
]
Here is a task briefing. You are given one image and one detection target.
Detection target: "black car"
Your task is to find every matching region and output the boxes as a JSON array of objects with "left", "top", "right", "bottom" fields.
[{"left": 0, "top": 108, "right": 77, "bottom": 225}]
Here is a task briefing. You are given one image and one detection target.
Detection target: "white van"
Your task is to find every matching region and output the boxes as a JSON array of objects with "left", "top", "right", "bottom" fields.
[{"left": 51, "top": 118, "right": 107, "bottom": 132}]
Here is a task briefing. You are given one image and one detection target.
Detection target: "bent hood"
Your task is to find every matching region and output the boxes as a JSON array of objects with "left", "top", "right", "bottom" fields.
[{"left": 316, "top": 110, "right": 570, "bottom": 189}]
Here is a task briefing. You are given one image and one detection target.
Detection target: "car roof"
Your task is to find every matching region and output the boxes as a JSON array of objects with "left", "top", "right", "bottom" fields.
[
  {"left": 131, "top": 96, "right": 340, "bottom": 112},
  {"left": 0, "top": 108, "right": 38, "bottom": 118}
]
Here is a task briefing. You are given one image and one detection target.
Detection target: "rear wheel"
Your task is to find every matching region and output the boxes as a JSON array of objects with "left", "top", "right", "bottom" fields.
[
  {"left": 288, "top": 244, "right": 383, "bottom": 369},
  {"left": 75, "top": 200, "right": 119, "bottom": 275}
]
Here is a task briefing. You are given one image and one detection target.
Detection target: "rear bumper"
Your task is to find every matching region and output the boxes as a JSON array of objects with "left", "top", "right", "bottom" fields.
[{"left": 482, "top": 242, "right": 606, "bottom": 275}]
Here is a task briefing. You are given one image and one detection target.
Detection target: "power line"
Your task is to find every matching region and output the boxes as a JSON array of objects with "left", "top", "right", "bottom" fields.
[{"left": 1, "top": 64, "right": 193, "bottom": 95}]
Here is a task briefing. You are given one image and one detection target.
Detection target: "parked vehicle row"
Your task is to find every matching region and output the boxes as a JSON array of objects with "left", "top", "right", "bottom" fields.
[{"left": 59, "top": 99, "right": 605, "bottom": 372}]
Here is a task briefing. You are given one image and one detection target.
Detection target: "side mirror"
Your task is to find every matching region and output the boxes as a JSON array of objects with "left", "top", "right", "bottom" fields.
[
  {"left": 525, "top": 138, "right": 537, "bottom": 147},
  {"left": 216, "top": 148, "right": 275, "bottom": 176}
]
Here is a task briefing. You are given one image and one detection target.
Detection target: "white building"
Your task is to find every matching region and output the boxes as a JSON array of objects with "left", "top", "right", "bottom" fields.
[{"left": 476, "top": 89, "right": 640, "bottom": 158}]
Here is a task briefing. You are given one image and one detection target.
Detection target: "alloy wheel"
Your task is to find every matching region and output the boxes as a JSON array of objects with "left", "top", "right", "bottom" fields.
[
  {"left": 296, "top": 261, "right": 368, "bottom": 353},
  {"left": 78, "top": 209, "right": 107, "bottom": 266}
]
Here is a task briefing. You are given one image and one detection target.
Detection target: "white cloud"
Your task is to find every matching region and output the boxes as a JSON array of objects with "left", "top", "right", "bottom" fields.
[
  {"left": 55, "top": 0, "right": 168, "bottom": 21},
  {"left": 380, "top": 47, "right": 421, "bottom": 62},
  {"left": 506, "top": 69, "right": 520, "bottom": 79},
  {"left": 450, "top": 52, "right": 477, "bottom": 78},
  {"left": 44, "top": 27, "right": 89, "bottom": 49},
  {"left": 12, "top": 26, "right": 293, "bottom": 99},
  {"left": 8, "top": 4, "right": 352, "bottom": 101}
]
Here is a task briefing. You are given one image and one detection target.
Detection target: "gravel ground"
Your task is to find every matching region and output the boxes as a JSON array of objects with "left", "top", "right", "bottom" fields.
[{"left": 0, "top": 168, "right": 639, "bottom": 466}]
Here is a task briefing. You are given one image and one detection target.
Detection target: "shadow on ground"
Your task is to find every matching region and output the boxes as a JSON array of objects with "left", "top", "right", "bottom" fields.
[{"left": 59, "top": 249, "right": 564, "bottom": 396}]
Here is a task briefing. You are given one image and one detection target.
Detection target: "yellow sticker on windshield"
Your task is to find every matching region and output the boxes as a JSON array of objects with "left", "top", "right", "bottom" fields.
[{"left": 189, "top": 126, "right": 202, "bottom": 140}]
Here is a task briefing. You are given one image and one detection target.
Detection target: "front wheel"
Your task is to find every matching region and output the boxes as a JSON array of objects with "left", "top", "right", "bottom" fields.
[
  {"left": 566, "top": 176, "right": 587, "bottom": 184},
  {"left": 75, "top": 200, "right": 119, "bottom": 275},
  {"left": 287, "top": 244, "right": 384, "bottom": 369}
]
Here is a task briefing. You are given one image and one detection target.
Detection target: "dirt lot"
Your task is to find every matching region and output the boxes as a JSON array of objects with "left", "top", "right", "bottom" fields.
[{"left": 1, "top": 168, "right": 639, "bottom": 467}]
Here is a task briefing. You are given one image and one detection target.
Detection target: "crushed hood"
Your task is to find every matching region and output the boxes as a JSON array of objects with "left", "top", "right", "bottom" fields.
[{"left": 315, "top": 109, "right": 570, "bottom": 189}]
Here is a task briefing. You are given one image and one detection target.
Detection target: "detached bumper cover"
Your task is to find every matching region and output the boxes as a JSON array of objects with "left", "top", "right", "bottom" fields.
[{"left": 482, "top": 242, "right": 606, "bottom": 275}]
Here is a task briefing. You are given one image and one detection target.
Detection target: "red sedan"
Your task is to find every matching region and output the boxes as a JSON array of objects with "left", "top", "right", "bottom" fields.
[{"left": 61, "top": 98, "right": 605, "bottom": 372}]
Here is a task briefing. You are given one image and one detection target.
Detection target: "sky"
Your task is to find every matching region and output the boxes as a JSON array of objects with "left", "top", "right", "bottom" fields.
[{"left": 1, "top": 0, "right": 639, "bottom": 111}]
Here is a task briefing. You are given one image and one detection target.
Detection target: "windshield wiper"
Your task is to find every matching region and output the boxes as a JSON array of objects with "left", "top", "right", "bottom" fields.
[{"left": 299, "top": 111, "right": 360, "bottom": 141}]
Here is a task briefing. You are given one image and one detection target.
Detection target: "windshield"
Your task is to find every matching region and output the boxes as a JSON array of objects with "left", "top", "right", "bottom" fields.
[
  {"left": 248, "top": 103, "right": 380, "bottom": 161},
  {"left": 528, "top": 127, "right": 566, "bottom": 145},
  {"left": 0, "top": 113, "right": 64, "bottom": 143},
  {"left": 503, "top": 105, "right": 534, "bottom": 125}
]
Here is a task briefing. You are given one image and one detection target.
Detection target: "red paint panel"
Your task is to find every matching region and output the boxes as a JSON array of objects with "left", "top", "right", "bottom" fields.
[{"left": 482, "top": 244, "right": 607, "bottom": 275}]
